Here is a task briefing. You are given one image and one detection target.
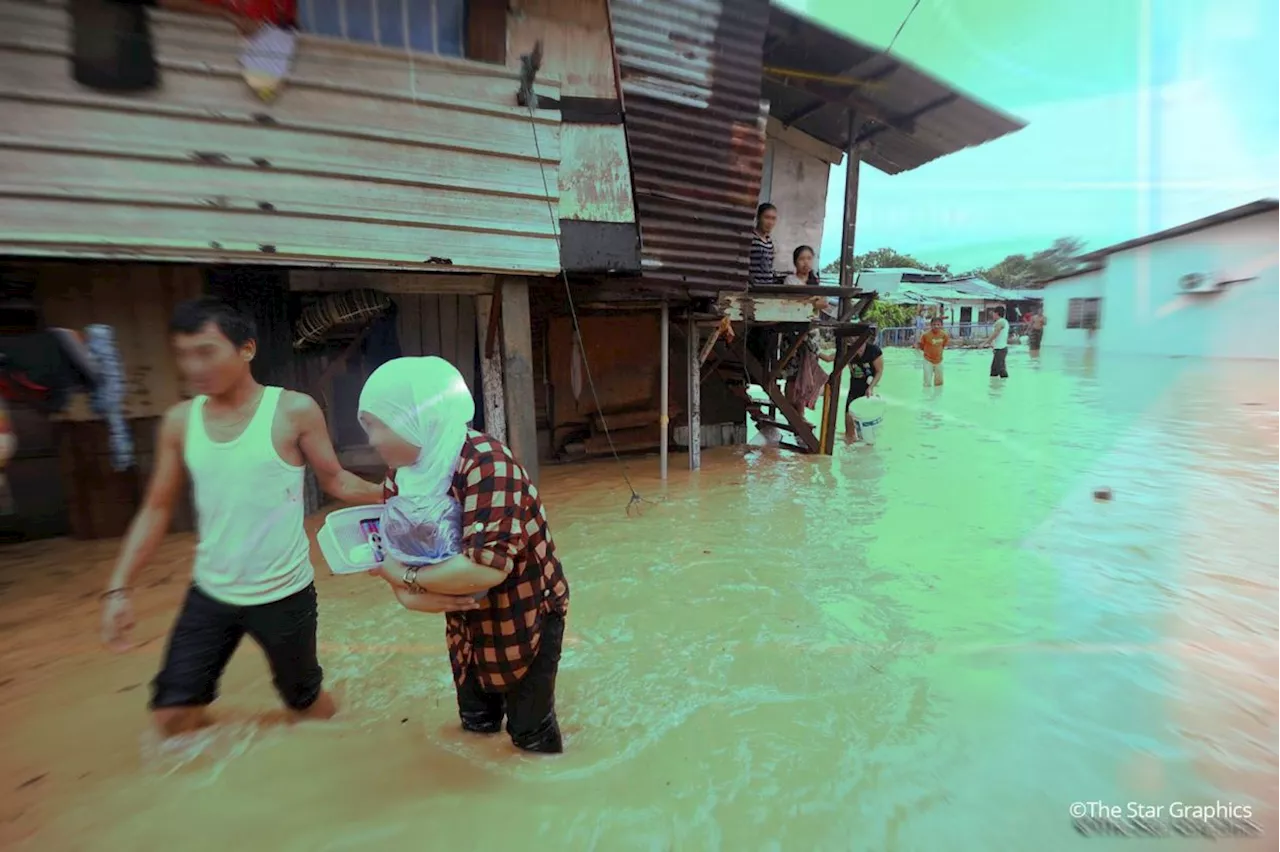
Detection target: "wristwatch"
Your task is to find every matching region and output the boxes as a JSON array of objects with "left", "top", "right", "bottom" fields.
[{"left": 403, "top": 565, "right": 422, "bottom": 594}]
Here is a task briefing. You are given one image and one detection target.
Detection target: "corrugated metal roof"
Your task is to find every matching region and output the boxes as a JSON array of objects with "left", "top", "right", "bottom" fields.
[
  {"left": 1076, "top": 199, "right": 1279, "bottom": 262},
  {"left": 762, "top": 6, "right": 1025, "bottom": 175},
  {"left": 0, "top": 0, "right": 563, "bottom": 273},
  {"left": 611, "top": 0, "right": 772, "bottom": 294}
]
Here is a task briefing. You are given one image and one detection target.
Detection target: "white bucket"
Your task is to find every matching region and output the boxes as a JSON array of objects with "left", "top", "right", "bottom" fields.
[
  {"left": 318, "top": 505, "right": 386, "bottom": 575},
  {"left": 848, "top": 396, "right": 886, "bottom": 445}
]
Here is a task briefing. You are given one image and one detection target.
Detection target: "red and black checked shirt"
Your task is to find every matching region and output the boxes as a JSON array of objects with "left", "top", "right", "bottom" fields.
[{"left": 384, "top": 430, "right": 569, "bottom": 692}]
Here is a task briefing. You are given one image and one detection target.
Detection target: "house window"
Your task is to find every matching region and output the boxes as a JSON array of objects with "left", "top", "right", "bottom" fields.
[
  {"left": 298, "top": 0, "right": 466, "bottom": 56},
  {"left": 1066, "top": 297, "right": 1102, "bottom": 330}
]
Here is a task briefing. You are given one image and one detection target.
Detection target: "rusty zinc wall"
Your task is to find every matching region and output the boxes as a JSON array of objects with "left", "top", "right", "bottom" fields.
[{"left": 610, "top": 0, "right": 770, "bottom": 295}]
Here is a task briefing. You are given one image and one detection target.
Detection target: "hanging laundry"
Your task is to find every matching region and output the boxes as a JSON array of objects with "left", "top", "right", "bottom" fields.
[
  {"left": 240, "top": 23, "right": 298, "bottom": 102},
  {"left": 0, "top": 329, "right": 97, "bottom": 414},
  {"left": 84, "top": 325, "right": 135, "bottom": 472},
  {"left": 787, "top": 347, "right": 828, "bottom": 412},
  {"left": 69, "top": 0, "right": 159, "bottom": 93},
  {"left": 200, "top": 0, "right": 296, "bottom": 26}
]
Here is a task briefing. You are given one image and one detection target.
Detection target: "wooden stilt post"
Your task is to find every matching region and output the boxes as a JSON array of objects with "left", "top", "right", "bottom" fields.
[
  {"left": 500, "top": 276, "right": 539, "bottom": 483},
  {"left": 823, "top": 112, "right": 862, "bottom": 453},
  {"left": 687, "top": 314, "right": 701, "bottom": 471},
  {"left": 475, "top": 292, "right": 506, "bottom": 443},
  {"left": 660, "top": 301, "right": 670, "bottom": 480}
]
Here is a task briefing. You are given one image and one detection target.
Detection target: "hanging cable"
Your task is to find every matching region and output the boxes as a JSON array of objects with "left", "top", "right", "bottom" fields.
[
  {"left": 886, "top": 0, "right": 923, "bottom": 53},
  {"left": 517, "top": 44, "right": 652, "bottom": 517}
]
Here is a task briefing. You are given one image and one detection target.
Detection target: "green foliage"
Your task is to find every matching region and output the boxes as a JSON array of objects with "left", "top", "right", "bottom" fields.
[{"left": 863, "top": 301, "right": 918, "bottom": 329}]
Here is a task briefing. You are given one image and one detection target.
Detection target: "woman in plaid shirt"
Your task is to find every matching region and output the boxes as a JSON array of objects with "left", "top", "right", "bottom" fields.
[{"left": 360, "top": 357, "right": 570, "bottom": 754}]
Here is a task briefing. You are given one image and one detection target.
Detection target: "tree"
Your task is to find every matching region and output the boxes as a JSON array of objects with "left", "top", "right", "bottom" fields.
[
  {"left": 983, "top": 238, "right": 1087, "bottom": 288},
  {"left": 820, "top": 247, "right": 949, "bottom": 280}
]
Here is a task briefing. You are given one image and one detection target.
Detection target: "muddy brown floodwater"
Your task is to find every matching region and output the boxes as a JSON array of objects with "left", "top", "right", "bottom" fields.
[{"left": 1, "top": 348, "right": 1277, "bottom": 852}]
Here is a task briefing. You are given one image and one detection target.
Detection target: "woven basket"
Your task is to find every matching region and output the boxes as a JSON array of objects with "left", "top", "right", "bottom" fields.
[{"left": 293, "top": 290, "right": 391, "bottom": 349}]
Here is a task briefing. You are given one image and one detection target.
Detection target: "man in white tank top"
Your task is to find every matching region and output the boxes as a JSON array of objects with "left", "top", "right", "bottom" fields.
[
  {"left": 982, "top": 306, "right": 1011, "bottom": 379},
  {"left": 100, "top": 298, "right": 382, "bottom": 738}
]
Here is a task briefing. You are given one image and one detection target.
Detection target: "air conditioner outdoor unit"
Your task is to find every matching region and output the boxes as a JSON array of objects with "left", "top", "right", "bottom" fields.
[{"left": 1178, "top": 273, "right": 1225, "bottom": 294}]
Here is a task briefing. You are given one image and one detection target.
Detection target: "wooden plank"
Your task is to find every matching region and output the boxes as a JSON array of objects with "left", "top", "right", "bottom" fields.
[
  {"left": 559, "top": 125, "right": 636, "bottom": 223},
  {"left": 687, "top": 315, "right": 700, "bottom": 471},
  {"left": 475, "top": 294, "right": 507, "bottom": 442},
  {"left": 395, "top": 294, "right": 423, "bottom": 356},
  {"left": 0, "top": 197, "right": 563, "bottom": 274},
  {"left": 500, "top": 278, "right": 539, "bottom": 481},
  {"left": 456, "top": 294, "right": 478, "bottom": 394},
  {"left": 290, "top": 271, "right": 497, "bottom": 295},
  {"left": 0, "top": 101, "right": 560, "bottom": 201},
  {"left": 0, "top": 149, "right": 558, "bottom": 239},
  {"left": 467, "top": 0, "right": 508, "bottom": 63},
  {"left": 0, "top": 51, "right": 562, "bottom": 162},
  {"left": 438, "top": 295, "right": 460, "bottom": 371},
  {"left": 0, "top": 12, "right": 560, "bottom": 107},
  {"left": 420, "top": 295, "right": 443, "bottom": 357}
]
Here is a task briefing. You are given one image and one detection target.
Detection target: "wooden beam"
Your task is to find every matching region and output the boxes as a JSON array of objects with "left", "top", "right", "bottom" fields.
[
  {"left": 767, "top": 76, "right": 913, "bottom": 139},
  {"left": 837, "top": 121, "right": 862, "bottom": 291},
  {"left": 500, "top": 277, "right": 539, "bottom": 482},
  {"left": 854, "top": 94, "right": 959, "bottom": 146},
  {"left": 289, "top": 271, "right": 496, "bottom": 295},
  {"left": 687, "top": 314, "right": 701, "bottom": 471},
  {"left": 475, "top": 294, "right": 506, "bottom": 443},
  {"left": 777, "top": 64, "right": 898, "bottom": 128},
  {"left": 466, "top": 0, "right": 507, "bottom": 64}
]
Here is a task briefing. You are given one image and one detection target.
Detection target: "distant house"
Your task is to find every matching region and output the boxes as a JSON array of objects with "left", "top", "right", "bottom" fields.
[
  {"left": 869, "top": 270, "right": 1038, "bottom": 332},
  {"left": 1037, "top": 200, "right": 1279, "bottom": 359}
]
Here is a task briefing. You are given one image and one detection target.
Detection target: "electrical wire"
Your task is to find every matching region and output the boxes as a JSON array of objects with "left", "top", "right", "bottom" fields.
[
  {"left": 886, "top": 0, "right": 923, "bottom": 53},
  {"left": 518, "top": 67, "right": 651, "bottom": 517}
]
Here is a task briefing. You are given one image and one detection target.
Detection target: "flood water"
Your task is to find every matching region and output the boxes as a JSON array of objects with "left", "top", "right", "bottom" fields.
[{"left": 1, "top": 347, "right": 1276, "bottom": 851}]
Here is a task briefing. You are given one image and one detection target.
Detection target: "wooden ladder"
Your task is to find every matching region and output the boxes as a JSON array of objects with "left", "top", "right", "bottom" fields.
[{"left": 708, "top": 333, "right": 822, "bottom": 453}]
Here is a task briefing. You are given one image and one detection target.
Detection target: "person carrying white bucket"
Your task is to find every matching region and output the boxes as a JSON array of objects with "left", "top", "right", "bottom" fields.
[
  {"left": 357, "top": 356, "right": 571, "bottom": 754},
  {"left": 847, "top": 395, "right": 886, "bottom": 445},
  {"left": 843, "top": 336, "right": 885, "bottom": 442}
]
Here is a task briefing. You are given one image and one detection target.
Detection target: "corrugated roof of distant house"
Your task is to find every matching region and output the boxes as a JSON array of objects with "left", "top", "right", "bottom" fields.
[
  {"left": 762, "top": 6, "right": 1026, "bottom": 175},
  {"left": 1075, "top": 199, "right": 1279, "bottom": 262}
]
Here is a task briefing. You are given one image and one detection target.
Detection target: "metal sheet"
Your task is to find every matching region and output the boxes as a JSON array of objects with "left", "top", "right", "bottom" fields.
[
  {"left": 611, "top": 0, "right": 771, "bottom": 294},
  {"left": 762, "top": 6, "right": 1025, "bottom": 176},
  {"left": 0, "top": 0, "right": 563, "bottom": 273}
]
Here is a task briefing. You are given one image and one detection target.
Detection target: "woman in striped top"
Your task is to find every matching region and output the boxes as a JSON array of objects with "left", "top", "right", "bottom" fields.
[{"left": 749, "top": 203, "right": 778, "bottom": 288}]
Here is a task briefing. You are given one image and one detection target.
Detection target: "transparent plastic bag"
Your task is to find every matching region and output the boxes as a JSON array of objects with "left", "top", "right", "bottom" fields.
[{"left": 381, "top": 493, "right": 463, "bottom": 567}]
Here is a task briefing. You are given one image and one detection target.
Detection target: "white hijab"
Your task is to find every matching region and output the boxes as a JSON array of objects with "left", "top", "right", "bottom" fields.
[{"left": 357, "top": 356, "right": 474, "bottom": 497}]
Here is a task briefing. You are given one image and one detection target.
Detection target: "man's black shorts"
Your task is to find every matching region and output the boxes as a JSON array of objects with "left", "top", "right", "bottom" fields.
[{"left": 150, "top": 583, "right": 324, "bottom": 712}]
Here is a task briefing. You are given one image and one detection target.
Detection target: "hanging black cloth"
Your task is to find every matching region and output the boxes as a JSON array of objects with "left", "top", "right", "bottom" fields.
[
  {"left": 0, "top": 330, "right": 98, "bottom": 414},
  {"left": 70, "top": 0, "right": 160, "bottom": 93}
]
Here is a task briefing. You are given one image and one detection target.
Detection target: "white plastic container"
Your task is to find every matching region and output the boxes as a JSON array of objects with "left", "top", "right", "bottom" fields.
[
  {"left": 318, "top": 505, "right": 386, "bottom": 575},
  {"left": 848, "top": 396, "right": 886, "bottom": 445}
]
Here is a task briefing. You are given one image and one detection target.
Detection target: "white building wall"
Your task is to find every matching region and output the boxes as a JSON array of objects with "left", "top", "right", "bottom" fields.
[
  {"left": 1098, "top": 210, "right": 1278, "bottom": 359},
  {"left": 757, "top": 121, "right": 841, "bottom": 276},
  {"left": 1039, "top": 270, "right": 1105, "bottom": 350}
]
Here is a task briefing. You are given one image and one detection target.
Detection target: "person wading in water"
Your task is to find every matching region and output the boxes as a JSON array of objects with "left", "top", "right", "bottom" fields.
[
  {"left": 982, "top": 306, "right": 1011, "bottom": 379},
  {"left": 361, "top": 357, "right": 571, "bottom": 754},
  {"left": 100, "top": 298, "right": 382, "bottom": 738}
]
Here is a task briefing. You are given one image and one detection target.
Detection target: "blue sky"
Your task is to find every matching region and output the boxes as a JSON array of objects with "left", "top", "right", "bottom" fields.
[{"left": 787, "top": 0, "right": 1280, "bottom": 271}]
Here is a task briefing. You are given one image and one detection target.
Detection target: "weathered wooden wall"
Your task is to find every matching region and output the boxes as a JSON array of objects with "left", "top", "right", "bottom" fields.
[{"left": 0, "top": 0, "right": 562, "bottom": 274}]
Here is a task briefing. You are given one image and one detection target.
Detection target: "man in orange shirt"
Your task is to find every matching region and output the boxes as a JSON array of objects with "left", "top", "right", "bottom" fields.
[{"left": 917, "top": 316, "right": 950, "bottom": 387}]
